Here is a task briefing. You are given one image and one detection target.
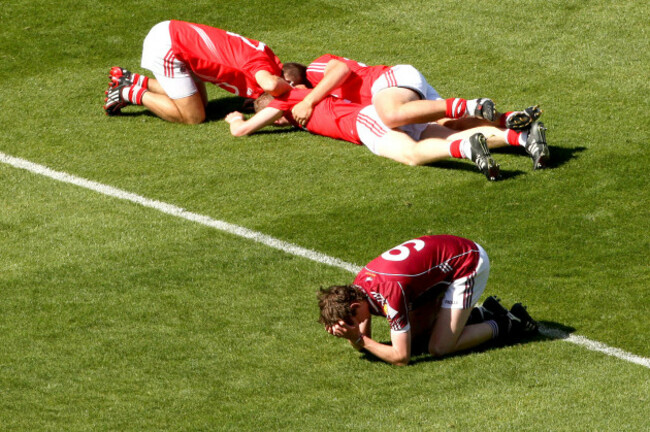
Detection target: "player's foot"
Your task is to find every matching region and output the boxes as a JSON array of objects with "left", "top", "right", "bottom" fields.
[
  {"left": 103, "top": 81, "right": 128, "bottom": 116},
  {"left": 467, "top": 133, "right": 501, "bottom": 181},
  {"left": 524, "top": 121, "right": 550, "bottom": 170},
  {"left": 483, "top": 296, "right": 538, "bottom": 343},
  {"left": 505, "top": 105, "right": 542, "bottom": 130},
  {"left": 104, "top": 67, "right": 134, "bottom": 115},
  {"left": 109, "top": 66, "right": 134, "bottom": 87},
  {"left": 467, "top": 305, "right": 495, "bottom": 325},
  {"left": 471, "top": 98, "right": 496, "bottom": 122},
  {"left": 482, "top": 296, "right": 509, "bottom": 317},
  {"left": 510, "top": 303, "right": 539, "bottom": 336}
]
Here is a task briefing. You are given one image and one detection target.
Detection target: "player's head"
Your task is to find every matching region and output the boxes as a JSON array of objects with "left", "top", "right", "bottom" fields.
[
  {"left": 282, "top": 62, "right": 310, "bottom": 87},
  {"left": 254, "top": 92, "right": 275, "bottom": 112},
  {"left": 317, "top": 285, "right": 365, "bottom": 326}
]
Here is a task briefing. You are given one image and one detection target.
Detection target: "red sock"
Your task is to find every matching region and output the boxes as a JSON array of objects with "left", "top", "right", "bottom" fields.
[
  {"left": 446, "top": 98, "right": 467, "bottom": 119},
  {"left": 499, "top": 112, "right": 513, "bottom": 128},
  {"left": 132, "top": 73, "right": 149, "bottom": 89},
  {"left": 506, "top": 129, "right": 525, "bottom": 146},
  {"left": 449, "top": 139, "right": 463, "bottom": 158},
  {"left": 121, "top": 85, "right": 148, "bottom": 105}
]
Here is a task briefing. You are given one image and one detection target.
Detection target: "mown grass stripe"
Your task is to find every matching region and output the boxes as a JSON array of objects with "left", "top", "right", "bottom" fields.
[{"left": 2, "top": 150, "right": 647, "bottom": 370}]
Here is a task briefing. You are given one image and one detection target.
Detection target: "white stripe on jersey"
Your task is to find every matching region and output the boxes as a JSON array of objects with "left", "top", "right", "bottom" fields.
[
  {"left": 364, "top": 248, "right": 480, "bottom": 278},
  {"left": 307, "top": 62, "right": 327, "bottom": 73},
  {"left": 189, "top": 24, "right": 219, "bottom": 58}
]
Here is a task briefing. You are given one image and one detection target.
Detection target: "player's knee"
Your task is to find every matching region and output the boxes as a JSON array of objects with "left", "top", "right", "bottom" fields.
[
  {"left": 401, "top": 148, "right": 424, "bottom": 166},
  {"left": 377, "top": 110, "right": 404, "bottom": 129},
  {"left": 428, "top": 341, "right": 453, "bottom": 358},
  {"left": 181, "top": 110, "right": 206, "bottom": 125}
]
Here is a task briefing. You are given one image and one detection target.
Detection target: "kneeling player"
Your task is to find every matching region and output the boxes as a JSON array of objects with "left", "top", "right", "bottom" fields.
[
  {"left": 103, "top": 20, "right": 291, "bottom": 124},
  {"left": 317, "top": 235, "right": 538, "bottom": 366}
]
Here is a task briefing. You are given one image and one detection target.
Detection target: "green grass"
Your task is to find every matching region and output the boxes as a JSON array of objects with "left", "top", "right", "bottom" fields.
[{"left": 1, "top": 0, "right": 649, "bottom": 430}]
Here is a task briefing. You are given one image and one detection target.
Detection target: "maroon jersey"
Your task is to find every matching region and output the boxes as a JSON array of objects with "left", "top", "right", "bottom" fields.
[
  {"left": 353, "top": 235, "right": 481, "bottom": 332},
  {"left": 268, "top": 88, "right": 363, "bottom": 144},
  {"left": 306, "top": 54, "right": 391, "bottom": 104},
  {"left": 169, "top": 20, "right": 283, "bottom": 98}
]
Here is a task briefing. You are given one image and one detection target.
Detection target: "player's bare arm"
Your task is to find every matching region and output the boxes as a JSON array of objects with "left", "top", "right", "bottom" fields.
[
  {"left": 336, "top": 323, "right": 411, "bottom": 366},
  {"left": 225, "top": 107, "right": 284, "bottom": 136},
  {"left": 330, "top": 303, "right": 411, "bottom": 366},
  {"left": 291, "top": 59, "right": 351, "bottom": 127},
  {"left": 255, "top": 70, "right": 292, "bottom": 97}
]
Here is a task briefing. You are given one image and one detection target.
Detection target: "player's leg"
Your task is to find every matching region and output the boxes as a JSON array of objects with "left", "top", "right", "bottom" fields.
[
  {"left": 140, "top": 91, "right": 206, "bottom": 124},
  {"left": 429, "top": 308, "right": 494, "bottom": 357},
  {"left": 424, "top": 122, "right": 549, "bottom": 171},
  {"left": 428, "top": 244, "right": 494, "bottom": 357},
  {"left": 420, "top": 123, "right": 501, "bottom": 180},
  {"left": 372, "top": 87, "right": 446, "bottom": 128},
  {"left": 371, "top": 66, "right": 496, "bottom": 128},
  {"left": 357, "top": 107, "right": 500, "bottom": 179},
  {"left": 375, "top": 130, "right": 451, "bottom": 166},
  {"left": 137, "top": 20, "right": 206, "bottom": 124},
  {"left": 357, "top": 105, "right": 459, "bottom": 166}
]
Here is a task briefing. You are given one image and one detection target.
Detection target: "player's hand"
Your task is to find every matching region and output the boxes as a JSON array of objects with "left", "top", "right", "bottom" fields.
[
  {"left": 291, "top": 101, "right": 313, "bottom": 127},
  {"left": 225, "top": 111, "right": 245, "bottom": 124},
  {"left": 332, "top": 320, "right": 361, "bottom": 342}
]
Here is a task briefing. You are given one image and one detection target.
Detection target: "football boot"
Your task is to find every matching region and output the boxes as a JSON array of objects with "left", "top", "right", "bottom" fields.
[
  {"left": 103, "top": 81, "right": 128, "bottom": 116},
  {"left": 109, "top": 66, "right": 134, "bottom": 87},
  {"left": 467, "top": 133, "right": 501, "bottom": 181},
  {"left": 505, "top": 105, "right": 542, "bottom": 131},
  {"left": 472, "top": 98, "right": 496, "bottom": 122},
  {"left": 510, "top": 303, "right": 539, "bottom": 336},
  {"left": 524, "top": 121, "right": 550, "bottom": 170}
]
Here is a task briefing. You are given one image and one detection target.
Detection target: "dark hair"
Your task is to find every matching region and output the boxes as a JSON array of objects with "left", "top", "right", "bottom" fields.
[
  {"left": 317, "top": 285, "right": 365, "bottom": 326},
  {"left": 282, "top": 62, "right": 311, "bottom": 87}
]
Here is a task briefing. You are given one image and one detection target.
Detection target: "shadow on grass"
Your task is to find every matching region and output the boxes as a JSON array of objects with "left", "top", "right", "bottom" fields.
[
  {"left": 491, "top": 145, "right": 587, "bottom": 170},
  {"left": 427, "top": 159, "right": 526, "bottom": 180},
  {"left": 205, "top": 96, "right": 255, "bottom": 121},
  {"left": 359, "top": 321, "right": 577, "bottom": 365},
  {"left": 111, "top": 96, "right": 254, "bottom": 122}
]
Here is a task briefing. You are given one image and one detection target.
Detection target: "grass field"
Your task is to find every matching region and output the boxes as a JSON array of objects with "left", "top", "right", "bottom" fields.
[{"left": 1, "top": 0, "right": 649, "bottom": 430}]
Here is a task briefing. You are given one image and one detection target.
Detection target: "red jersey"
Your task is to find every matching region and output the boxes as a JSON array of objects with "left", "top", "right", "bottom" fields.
[
  {"left": 306, "top": 54, "right": 391, "bottom": 104},
  {"left": 353, "top": 235, "right": 481, "bottom": 332},
  {"left": 268, "top": 88, "right": 363, "bottom": 145},
  {"left": 169, "top": 20, "right": 283, "bottom": 98}
]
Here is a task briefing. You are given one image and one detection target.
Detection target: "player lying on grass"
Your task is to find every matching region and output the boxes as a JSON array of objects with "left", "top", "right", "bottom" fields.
[
  {"left": 103, "top": 20, "right": 291, "bottom": 124},
  {"left": 283, "top": 55, "right": 549, "bottom": 170},
  {"left": 318, "top": 235, "right": 539, "bottom": 366},
  {"left": 225, "top": 88, "right": 548, "bottom": 181}
]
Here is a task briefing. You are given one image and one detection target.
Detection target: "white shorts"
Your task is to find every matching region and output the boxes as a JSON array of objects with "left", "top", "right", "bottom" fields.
[
  {"left": 441, "top": 243, "right": 490, "bottom": 310},
  {"left": 371, "top": 65, "right": 442, "bottom": 101},
  {"left": 140, "top": 21, "right": 198, "bottom": 99},
  {"left": 356, "top": 105, "right": 425, "bottom": 155},
  {"left": 369, "top": 65, "right": 441, "bottom": 140}
]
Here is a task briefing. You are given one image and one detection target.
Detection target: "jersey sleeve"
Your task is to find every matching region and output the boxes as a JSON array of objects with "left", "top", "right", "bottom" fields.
[
  {"left": 305, "top": 54, "right": 339, "bottom": 86},
  {"left": 381, "top": 281, "right": 410, "bottom": 333},
  {"left": 356, "top": 272, "right": 411, "bottom": 333},
  {"left": 268, "top": 97, "right": 294, "bottom": 111}
]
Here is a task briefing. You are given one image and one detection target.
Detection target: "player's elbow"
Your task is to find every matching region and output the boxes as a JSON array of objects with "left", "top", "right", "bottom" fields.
[
  {"left": 391, "top": 356, "right": 411, "bottom": 367},
  {"left": 329, "top": 60, "right": 351, "bottom": 76},
  {"left": 230, "top": 125, "right": 250, "bottom": 137},
  {"left": 258, "top": 74, "right": 290, "bottom": 96}
]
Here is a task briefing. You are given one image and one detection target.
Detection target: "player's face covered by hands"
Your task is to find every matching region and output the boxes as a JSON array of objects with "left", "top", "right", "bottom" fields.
[{"left": 325, "top": 306, "right": 361, "bottom": 341}]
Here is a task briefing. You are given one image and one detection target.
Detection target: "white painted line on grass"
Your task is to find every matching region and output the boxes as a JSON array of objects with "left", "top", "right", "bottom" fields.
[
  {"left": 0, "top": 152, "right": 362, "bottom": 275},
  {"left": 2, "top": 151, "right": 648, "bottom": 369},
  {"left": 539, "top": 326, "right": 650, "bottom": 368}
]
